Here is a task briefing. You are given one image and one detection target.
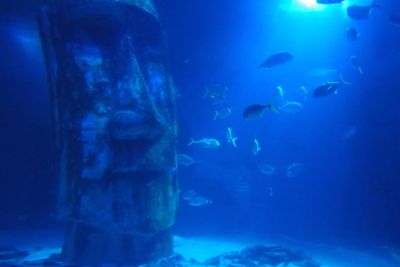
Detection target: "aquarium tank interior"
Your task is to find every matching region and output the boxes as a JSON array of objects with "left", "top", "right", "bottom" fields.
[{"left": 0, "top": 0, "right": 400, "bottom": 266}]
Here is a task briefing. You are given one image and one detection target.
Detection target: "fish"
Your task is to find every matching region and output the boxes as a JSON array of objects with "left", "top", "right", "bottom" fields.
[
  {"left": 258, "top": 163, "right": 275, "bottom": 175},
  {"left": 188, "top": 138, "right": 221, "bottom": 148},
  {"left": 300, "top": 86, "right": 308, "bottom": 102},
  {"left": 280, "top": 101, "right": 303, "bottom": 113},
  {"left": 258, "top": 52, "right": 293, "bottom": 69},
  {"left": 271, "top": 86, "right": 287, "bottom": 109},
  {"left": 347, "top": 2, "right": 380, "bottom": 20},
  {"left": 251, "top": 138, "right": 261, "bottom": 156},
  {"left": 271, "top": 86, "right": 303, "bottom": 113},
  {"left": 286, "top": 162, "right": 303, "bottom": 177},
  {"left": 389, "top": 15, "right": 400, "bottom": 27},
  {"left": 177, "top": 153, "right": 196, "bottom": 166},
  {"left": 350, "top": 56, "right": 363, "bottom": 75},
  {"left": 346, "top": 26, "right": 359, "bottom": 41},
  {"left": 226, "top": 127, "right": 238, "bottom": 148},
  {"left": 204, "top": 85, "right": 228, "bottom": 104},
  {"left": 188, "top": 196, "right": 213, "bottom": 207},
  {"left": 182, "top": 190, "right": 197, "bottom": 201},
  {"left": 243, "top": 103, "right": 275, "bottom": 119},
  {"left": 313, "top": 74, "right": 350, "bottom": 98},
  {"left": 276, "top": 85, "right": 286, "bottom": 99},
  {"left": 181, "top": 190, "right": 213, "bottom": 207},
  {"left": 213, "top": 107, "right": 232, "bottom": 120},
  {"left": 316, "top": 0, "right": 345, "bottom": 4},
  {"left": 313, "top": 82, "right": 342, "bottom": 98}
]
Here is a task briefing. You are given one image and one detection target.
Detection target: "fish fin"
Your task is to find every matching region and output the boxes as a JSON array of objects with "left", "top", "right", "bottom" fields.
[
  {"left": 213, "top": 111, "right": 219, "bottom": 120},
  {"left": 232, "top": 137, "right": 238, "bottom": 148},
  {"left": 188, "top": 138, "right": 195, "bottom": 146},
  {"left": 268, "top": 103, "right": 279, "bottom": 113},
  {"left": 339, "top": 73, "right": 351, "bottom": 85}
]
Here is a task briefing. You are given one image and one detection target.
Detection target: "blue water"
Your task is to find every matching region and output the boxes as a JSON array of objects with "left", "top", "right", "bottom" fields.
[{"left": 0, "top": 0, "right": 400, "bottom": 265}]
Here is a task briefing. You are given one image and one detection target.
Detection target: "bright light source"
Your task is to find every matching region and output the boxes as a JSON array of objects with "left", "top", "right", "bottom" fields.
[
  {"left": 279, "top": 0, "right": 326, "bottom": 12},
  {"left": 299, "top": 0, "right": 318, "bottom": 9}
]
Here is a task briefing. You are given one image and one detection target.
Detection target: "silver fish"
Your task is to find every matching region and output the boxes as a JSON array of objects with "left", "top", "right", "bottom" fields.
[
  {"left": 188, "top": 196, "right": 213, "bottom": 207},
  {"left": 280, "top": 101, "right": 303, "bottom": 113},
  {"left": 251, "top": 138, "right": 261, "bottom": 156},
  {"left": 258, "top": 163, "right": 275, "bottom": 175},
  {"left": 177, "top": 153, "right": 196, "bottom": 166},
  {"left": 287, "top": 162, "right": 303, "bottom": 177},
  {"left": 188, "top": 138, "right": 221, "bottom": 148},
  {"left": 204, "top": 85, "right": 228, "bottom": 104},
  {"left": 214, "top": 107, "right": 232, "bottom": 120},
  {"left": 300, "top": 86, "right": 308, "bottom": 102},
  {"left": 182, "top": 190, "right": 212, "bottom": 206},
  {"left": 276, "top": 85, "right": 285, "bottom": 99},
  {"left": 226, "top": 127, "right": 238, "bottom": 148}
]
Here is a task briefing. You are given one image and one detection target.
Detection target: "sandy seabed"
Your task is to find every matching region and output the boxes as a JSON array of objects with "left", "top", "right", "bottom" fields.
[{"left": 0, "top": 229, "right": 398, "bottom": 266}]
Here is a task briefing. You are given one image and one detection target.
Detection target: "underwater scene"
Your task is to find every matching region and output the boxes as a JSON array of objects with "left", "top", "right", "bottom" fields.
[{"left": 1, "top": 0, "right": 400, "bottom": 266}]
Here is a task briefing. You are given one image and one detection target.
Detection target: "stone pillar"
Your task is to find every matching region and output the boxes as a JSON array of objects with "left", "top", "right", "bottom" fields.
[{"left": 37, "top": 0, "right": 178, "bottom": 265}]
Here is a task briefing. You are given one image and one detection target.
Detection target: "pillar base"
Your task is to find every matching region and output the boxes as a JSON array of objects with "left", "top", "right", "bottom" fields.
[{"left": 62, "top": 222, "right": 173, "bottom": 265}]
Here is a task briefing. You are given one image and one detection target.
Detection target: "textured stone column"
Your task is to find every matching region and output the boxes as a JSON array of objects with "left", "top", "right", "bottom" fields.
[{"left": 37, "top": 0, "right": 178, "bottom": 265}]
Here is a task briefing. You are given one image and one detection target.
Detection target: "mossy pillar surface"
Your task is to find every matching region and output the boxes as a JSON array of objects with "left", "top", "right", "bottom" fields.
[{"left": 37, "top": 0, "right": 178, "bottom": 265}]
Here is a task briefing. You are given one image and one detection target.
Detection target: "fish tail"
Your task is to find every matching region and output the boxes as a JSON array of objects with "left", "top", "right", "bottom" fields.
[
  {"left": 339, "top": 73, "right": 351, "bottom": 85},
  {"left": 268, "top": 102, "right": 279, "bottom": 113},
  {"left": 188, "top": 138, "right": 195, "bottom": 146},
  {"left": 213, "top": 111, "right": 219, "bottom": 120},
  {"left": 232, "top": 137, "right": 238, "bottom": 148},
  {"left": 300, "top": 86, "right": 308, "bottom": 102}
]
